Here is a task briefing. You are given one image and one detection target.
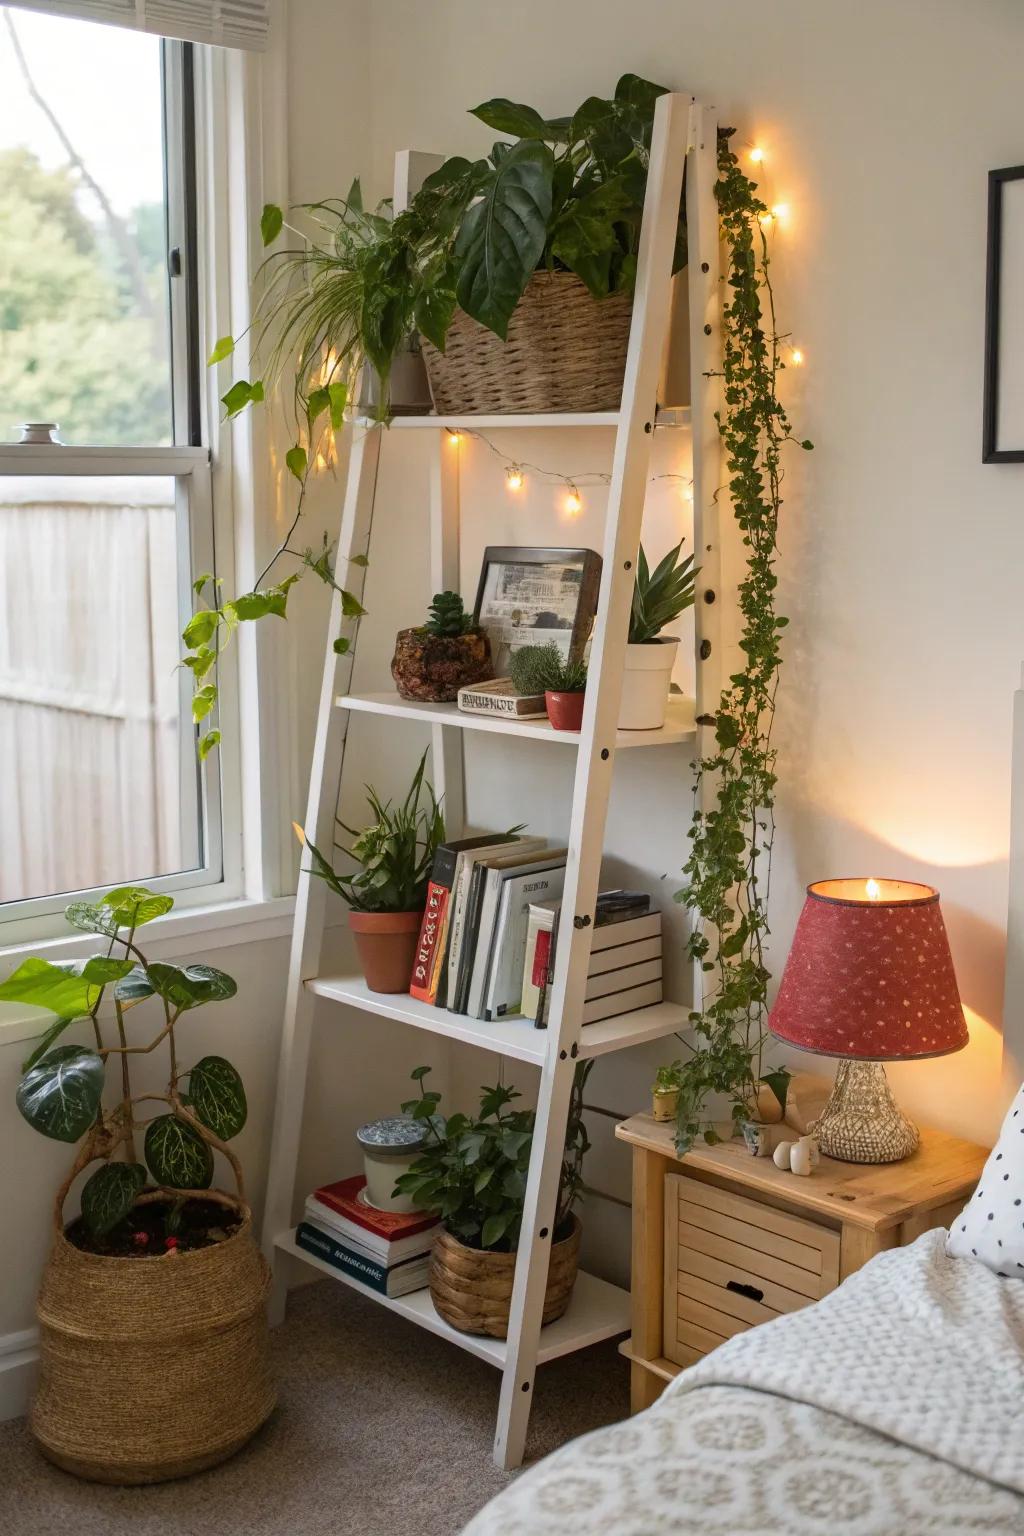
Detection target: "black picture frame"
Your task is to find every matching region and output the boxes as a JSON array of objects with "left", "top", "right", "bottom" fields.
[
  {"left": 472, "top": 546, "right": 602, "bottom": 673},
  {"left": 983, "top": 164, "right": 1024, "bottom": 463}
]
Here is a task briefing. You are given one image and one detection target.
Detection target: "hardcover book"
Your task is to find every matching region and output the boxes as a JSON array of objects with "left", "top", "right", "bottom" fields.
[
  {"left": 295, "top": 1220, "right": 430, "bottom": 1298},
  {"left": 457, "top": 678, "right": 546, "bottom": 718},
  {"left": 311, "top": 1175, "right": 439, "bottom": 1241},
  {"left": 304, "top": 1194, "right": 438, "bottom": 1264},
  {"left": 409, "top": 833, "right": 521, "bottom": 1004}
]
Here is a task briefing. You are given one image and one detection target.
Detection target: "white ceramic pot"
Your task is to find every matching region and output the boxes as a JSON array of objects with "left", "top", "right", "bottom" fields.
[{"left": 618, "top": 637, "right": 679, "bottom": 730}]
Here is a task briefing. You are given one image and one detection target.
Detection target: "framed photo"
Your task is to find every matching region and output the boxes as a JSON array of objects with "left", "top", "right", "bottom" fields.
[
  {"left": 983, "top": 165, "right": 1024, "bottom": 462},
  {"left": 472, "top": 546, "right": 602, "bottom": 677}
]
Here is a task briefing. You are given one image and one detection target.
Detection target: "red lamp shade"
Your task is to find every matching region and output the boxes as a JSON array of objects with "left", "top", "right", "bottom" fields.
[{"left": 769, "top": 878, "right": 969, "bottom": 1061}]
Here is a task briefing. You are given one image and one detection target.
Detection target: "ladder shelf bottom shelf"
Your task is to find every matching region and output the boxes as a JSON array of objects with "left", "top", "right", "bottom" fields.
[
  {"left": 306, "top": 973, "right": 690, "bottom": 1065},
  {"left": 276, "top": 1229, "right": 630, "bottom": 1368},
  {"left": 335, "top": 691, "right": 696, "bottom": 749}
]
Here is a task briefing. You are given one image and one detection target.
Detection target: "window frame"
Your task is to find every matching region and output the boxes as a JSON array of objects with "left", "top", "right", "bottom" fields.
[{"left": 0, "top": 34, "right": 242, "bottom": 942}]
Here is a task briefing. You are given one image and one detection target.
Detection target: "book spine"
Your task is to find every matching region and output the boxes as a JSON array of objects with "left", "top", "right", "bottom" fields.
[
  {"left": 452, "top": 865, "right": 487, "bottom": 1013},
  {"left": 409, "top": 845, "right": 459, "bottom": 1003},
  {"left": 295, "top": 1222, "right": 389, "bottom": 1294}
]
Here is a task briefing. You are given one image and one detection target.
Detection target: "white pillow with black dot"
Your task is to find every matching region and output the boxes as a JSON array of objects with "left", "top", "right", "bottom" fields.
[{"left": 947, "top": 1081, "right": 1024, "bottom": 1278}]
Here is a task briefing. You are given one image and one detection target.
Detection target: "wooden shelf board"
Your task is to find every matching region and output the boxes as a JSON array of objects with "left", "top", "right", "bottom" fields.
[
  {"left": 618, "top": 1340, "right": 682, "bottom": 1382},
  {"left": 277, "top": 1230, "right": 630, "bottom": 1367},
  {"left": 335, "top": 691, "right": 696, "bottom": 749},
  {"left": 614, "top": 1113, "right": 988, "bottom": 1232},
  {"left": 307, "top": 974, "right": 690, "bottom": 1065},
  {"left": 355, "top": 412, "right": 623, "bottom": 430}
]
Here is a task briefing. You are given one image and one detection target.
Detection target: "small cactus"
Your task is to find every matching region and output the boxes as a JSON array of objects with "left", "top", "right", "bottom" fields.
[{"left": 423, "top": 591, "right": 474, "bottom": 637}]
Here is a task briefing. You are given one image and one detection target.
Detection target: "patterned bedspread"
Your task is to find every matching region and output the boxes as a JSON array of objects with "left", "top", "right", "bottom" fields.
[{"left": 463, "top": 1233, "right": 1024, "bottom": 1535}]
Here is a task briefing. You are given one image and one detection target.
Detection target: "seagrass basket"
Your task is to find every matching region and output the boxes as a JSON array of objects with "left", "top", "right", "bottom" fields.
[
  {"left": 421, "top": 272, "right": 632, "bottom": 415},
  {"left": 32, "top": 1204, "right": 275, "bottom": 1484},
  {"left": 430, "top": 1215, "right": 581, "bottom": 1339}
]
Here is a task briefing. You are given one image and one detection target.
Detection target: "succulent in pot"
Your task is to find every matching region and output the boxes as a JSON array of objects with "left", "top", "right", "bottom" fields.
[
  {"left": 509, "top": 641, "right": 587, "bottom": 732},
  {"left": 620, "top": 540, "right": 697, "bottom": 730},
  {"left": 298, "top": 751, "right": 445, "bottom": 993},
  {"left": 1, "top": 886, "right": 273, "bottom": 1484},
  {"left": 393, "top": 1063, "right": 592, "bottom": 1339},
  {"left": 391, "top": 590, "right": 492, "bottom": 703}
]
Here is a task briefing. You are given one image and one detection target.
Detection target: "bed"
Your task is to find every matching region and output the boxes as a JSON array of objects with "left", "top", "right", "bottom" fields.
[{"left": 464, "top": 1227, "right": 1024, "bottom": 1533}]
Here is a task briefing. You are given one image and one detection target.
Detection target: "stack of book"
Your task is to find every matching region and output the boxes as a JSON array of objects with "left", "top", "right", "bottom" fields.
[
  {"left": 295, "top": 1175, "right": 439, "bottom": 1298},
  {"left": 410, "top": 832, "right": 569, "bottom": 1021},
  {"left": 523, "top": 890, "right": 662, "bottom": 1027}
]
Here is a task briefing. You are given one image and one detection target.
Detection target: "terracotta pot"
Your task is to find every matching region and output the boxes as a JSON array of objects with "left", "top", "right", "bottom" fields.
[
  {"left": 349, "top": 909, "right": 422, "bottom": 993},
  {"left": 545, "top": 688, "right": 585, "bottom": 731},
  {"left": 32, "top": 1207, "right": 273, "bottom": 1484},
  {"left": 430, "top": 1215, "right": 581, "bottom": 1339},
  {"left": 391, "top": 627, "right": 492, "bottom": 703}
]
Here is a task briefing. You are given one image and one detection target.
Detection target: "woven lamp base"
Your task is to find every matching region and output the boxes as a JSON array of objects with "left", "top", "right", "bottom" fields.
[{"left": 812, "top": 1061, "right": 920, "bottom": 1164}]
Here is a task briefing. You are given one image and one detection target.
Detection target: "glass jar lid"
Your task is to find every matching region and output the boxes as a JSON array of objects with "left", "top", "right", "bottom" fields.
[{"left": 356, "top": 1115, "right": 430, "bottom": 1157}]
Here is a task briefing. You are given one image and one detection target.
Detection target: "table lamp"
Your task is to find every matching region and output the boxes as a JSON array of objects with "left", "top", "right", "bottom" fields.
[{"left": 768, "top": 878, "right": 968, "bottom": 1163}]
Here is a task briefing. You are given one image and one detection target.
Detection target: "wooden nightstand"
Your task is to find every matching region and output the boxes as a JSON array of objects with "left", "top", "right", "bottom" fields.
[{"left": 615, "top": 1112, "right": 988, "bottom": 1413}]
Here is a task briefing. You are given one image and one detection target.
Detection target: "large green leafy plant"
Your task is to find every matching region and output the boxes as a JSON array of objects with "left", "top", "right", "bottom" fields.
[
  {"left": 629, "top": 540, "right": 697, "bottom": 644},
  {"left": 298, "top": 750, "right": 445, "bottom": 913},
  {"left": 393, "top": 1062, "right": 592, "bottom": 1251},
  {"left": 670, "top": 137, "right": 813, "bottom": 1152},
  {"left": 2, "top": 887, "right": 246, "bottom": 1244}
]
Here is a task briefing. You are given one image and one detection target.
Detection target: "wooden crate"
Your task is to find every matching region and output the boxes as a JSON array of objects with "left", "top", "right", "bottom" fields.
[{"left": 663, "top": 1170, "right": 841, "bottom": 1368}]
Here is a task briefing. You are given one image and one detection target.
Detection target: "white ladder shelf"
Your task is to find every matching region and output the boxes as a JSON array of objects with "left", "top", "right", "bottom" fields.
[{"left": 260, "top": 91, "right": 724, "bottom": 1471}]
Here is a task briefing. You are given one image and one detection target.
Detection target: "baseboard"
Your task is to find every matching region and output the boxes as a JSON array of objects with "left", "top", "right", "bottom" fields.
[{"left": 0, "top": 1328, "right": 38, "bottom": 1422}]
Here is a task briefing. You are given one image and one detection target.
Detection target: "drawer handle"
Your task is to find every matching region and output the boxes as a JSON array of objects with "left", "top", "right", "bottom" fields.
[{"left": 726, "top": 1280, "right": 764, "bottom": 1303}]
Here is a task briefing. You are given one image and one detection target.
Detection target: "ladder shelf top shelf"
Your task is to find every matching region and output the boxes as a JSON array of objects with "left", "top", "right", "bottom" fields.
[
  {"left": 335, "top": 691, "right": 696, "bottom": 748},
  {"left": 275, "top": 1230, "right": 630, "bottom": 1368},
  {"left": 306, "top": 974, "right": 690, "bottom": 1065},
  {"left": 354, "top": 406, "right": 690, "bottom": 431}
]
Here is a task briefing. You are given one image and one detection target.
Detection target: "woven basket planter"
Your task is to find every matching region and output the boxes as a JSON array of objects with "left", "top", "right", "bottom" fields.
[
  {"left": 421, "top": 272, "right": 632, "bottom": 415},
  {"left": 32, "top": 1206, "right": 275, "bottom": 1485},
  {"left": 429, "top": 1215, "right": 581, "bottom": 1339}
]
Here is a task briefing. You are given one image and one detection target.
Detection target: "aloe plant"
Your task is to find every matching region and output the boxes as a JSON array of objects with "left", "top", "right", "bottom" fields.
[
  {"left": 1, "top": 888, "right": 244, "bottom": 1243},
  {"left": 629, "top": 540, "right": 697, "bottom": 644}
]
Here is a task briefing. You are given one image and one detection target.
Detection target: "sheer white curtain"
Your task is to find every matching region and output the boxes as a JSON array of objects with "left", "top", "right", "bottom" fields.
[{"left": 0, "top": 478, "right": 184, "bottom": 903}]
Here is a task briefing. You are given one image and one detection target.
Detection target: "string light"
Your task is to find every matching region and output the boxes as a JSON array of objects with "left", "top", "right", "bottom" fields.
[
  {"left": 446, "top": 428, "right": 462, "bottom": 447},
  {"left": 790, "top": 347, "right": 804, "bottom": 366},
  {"left": 749, "top": 146, "right": 765, "bottom": 164},
  {"left": 505, "top": 465, "right": 524, "bottom": 491},
  {"left": 564, "top": 485, "right": 582, "bottom": 516},
  {"left": 771, "top": 203, "right": 789, "bottom": 221},
  {"left": 758, "top": 210, "right": 774, "bottom": 227}
]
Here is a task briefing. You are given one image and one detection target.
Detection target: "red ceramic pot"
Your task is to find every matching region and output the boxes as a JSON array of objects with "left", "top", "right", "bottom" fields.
[
  {"left": 348, "top": 910, "right": 422, "bottom": 993},
  {"left": 545, "top": 689, "right": 585, "bottom": 732}
]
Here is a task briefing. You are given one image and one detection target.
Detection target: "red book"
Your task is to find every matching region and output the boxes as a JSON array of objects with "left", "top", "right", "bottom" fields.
[
  {"left": 409, "top": 835, "right": 518, "bottom": 1003},
  {"left": 311, "top": 1175, "right": 438, "bottom": 1240}
]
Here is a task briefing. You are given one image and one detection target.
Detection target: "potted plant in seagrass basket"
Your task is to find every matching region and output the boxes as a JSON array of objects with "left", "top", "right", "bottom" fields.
[
  {"left": 225, "top": 75, "right": 683, "bottom": 422},
  {"left": 0, "top": 886, "right": 274, "bottom": 1485},
  {"left": 391, "top": 591, "right": 492, "bottom": 702},
  {"left": 393, "top": 1062, "right": 592, "bottom": 1338},
  {"left": 297, "top": 751, "right": 445, "bottom": 993}
]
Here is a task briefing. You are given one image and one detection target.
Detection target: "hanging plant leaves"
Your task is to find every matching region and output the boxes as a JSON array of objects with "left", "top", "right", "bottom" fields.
[
  {"left": 455, "top": 140, "right": 554, "bottom": 340},
  {"left": 81, "top": 1161, "right": 147, "bottom": 1238},
  {"left": 16, "top": 1045, "right": 105, "bottom": 1142},
  {"left": 145, "top": 1116, "right": 214, "bottom": 1191},
  {"left": 187, "top": 1056, "right": 247, "bottom": 1141},
  {"left": 146, "top": 962, "right": 237, "bottom": 1012}
]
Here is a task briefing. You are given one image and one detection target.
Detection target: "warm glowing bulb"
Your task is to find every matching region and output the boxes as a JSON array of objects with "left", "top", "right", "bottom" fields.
[
  {"left": 679, "top": 479, "right": 693, "bottom": 502},
  {"left": 758, "top": 211, "right": 774, "bottom": 226},
  {"left": 866, "top": 878, "right": 881, "bottom": 902},
  {"left": 771, "top": 203, "right": 789, "bottom": 220},
  {"left": 790, "top": 348, "right": 804, "bottom": 366},
  {"left": 564, "top": 486, "right": 582, "bottom": 515},
  {"left": 448, "top": 430, "right": 462, "bottom": 447},
  {"left": 506, "top": 466, "right": 524, "bottom": 491},
  {"left": 749, "top": 146, "right": 765, "bottom": 164}
]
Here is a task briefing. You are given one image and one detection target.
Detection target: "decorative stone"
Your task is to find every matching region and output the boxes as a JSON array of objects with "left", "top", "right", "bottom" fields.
[{"left": 773, "top": 1139, "right": 795, "bottom": 1170}]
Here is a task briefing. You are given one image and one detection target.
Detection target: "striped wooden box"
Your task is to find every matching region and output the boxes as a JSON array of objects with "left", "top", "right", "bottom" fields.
[{"left": 663, "top": 1170, "right": 841, "bottom": 1368}]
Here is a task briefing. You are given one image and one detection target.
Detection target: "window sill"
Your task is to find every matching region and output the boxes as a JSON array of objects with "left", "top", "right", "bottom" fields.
[{"left": 0, "top": 895, "right": 301, "bottom": 1046}]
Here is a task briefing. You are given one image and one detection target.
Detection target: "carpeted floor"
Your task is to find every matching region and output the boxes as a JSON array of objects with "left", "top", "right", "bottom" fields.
[{"left": 0, "top": 1279, "right": 629, "bottom": 1536}]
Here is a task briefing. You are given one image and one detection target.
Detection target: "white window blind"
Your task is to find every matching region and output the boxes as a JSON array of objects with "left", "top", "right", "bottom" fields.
[{"left": 4, "top": 0, "right": 269, "bottom": 49}]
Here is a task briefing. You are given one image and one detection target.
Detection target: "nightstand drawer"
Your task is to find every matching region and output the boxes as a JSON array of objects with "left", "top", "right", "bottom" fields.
[{"left": 664, "top": 1170, "right": 841, "bottom": 1367}]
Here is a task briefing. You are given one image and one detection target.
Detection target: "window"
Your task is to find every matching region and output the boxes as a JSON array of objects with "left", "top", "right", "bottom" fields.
[{"left": 0, "top": 6, "right": 222, "bottom": 920}]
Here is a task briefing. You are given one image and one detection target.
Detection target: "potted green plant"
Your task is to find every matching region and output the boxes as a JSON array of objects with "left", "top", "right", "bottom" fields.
[
  {"left": 299, "top": 752, "right": 444, "bottom": 993},
  {"left": 509, "top": 641, "right": 588, "bottom": 731},
  {"left": 620, "top": 540, "right": 697, "bottom": 730},
  {"left": 0, "top": 887, "right": 273, "bottom": 1484},
  {"left": 651, "top": 1063, "right": 681, "bottom": 1122},
  {"left": 394, "top": 1063, "right": 592, "bottom": 1339},
  {"left": 391, "top": 590, "right": 492, "bottom": 702}
]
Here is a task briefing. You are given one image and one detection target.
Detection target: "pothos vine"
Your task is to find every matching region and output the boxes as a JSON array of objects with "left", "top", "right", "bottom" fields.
[{"left": 670, "top": 134, "right": 812, "bottom": 1153}]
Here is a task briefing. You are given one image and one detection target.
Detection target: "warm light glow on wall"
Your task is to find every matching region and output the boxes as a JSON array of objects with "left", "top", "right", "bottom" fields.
[
  {"left": 564, "top": 486, "right": 582, "bottom": 515},
  {"left": 790, "top": 348, "right": 804, "bottom": 366},
  {"left": 505, "top": 465, "right": 524, "bottom": 491},
  {"left": 749, "top": 146, "right": 765, "bottom": 164}
]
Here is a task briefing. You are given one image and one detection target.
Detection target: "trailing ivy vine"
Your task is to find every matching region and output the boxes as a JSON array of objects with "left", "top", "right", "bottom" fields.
[{"left": 669, "top": 135, "right": 812, "bottom": 1152}]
